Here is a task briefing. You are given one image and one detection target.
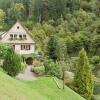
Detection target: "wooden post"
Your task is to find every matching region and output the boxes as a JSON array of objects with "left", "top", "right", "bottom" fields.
[
  {"left": 63, "top": 69, "right": 65, "bottom": 90},
  {"left": 62, "top": 67, "right": 66, "bottom": 90}
]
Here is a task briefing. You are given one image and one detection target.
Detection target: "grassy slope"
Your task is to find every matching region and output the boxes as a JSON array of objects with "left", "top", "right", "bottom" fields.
[
  {"left": 0, "top": 71, "right": 85, "bottom": 100},
  {"left": 0, "top": 71, "right": 47, "bottom": 100},
  {"left": 25, "top": 77, "right": 85, "bottom": 100}
]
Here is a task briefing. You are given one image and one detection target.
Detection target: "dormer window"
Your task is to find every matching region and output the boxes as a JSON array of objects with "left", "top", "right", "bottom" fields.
[
  {"left": 14, "top": 34, "right": 17, "bottom": 39},
  {"left": 19, "top": 34, "right": 22, "bottom": 40},
  {"left": 10, "top": 34, "right": 13, "bottom": 40},
  {"left": 17, "top": 26, "right": 19, "bottom": 29},
  {"left": 23, "top": 35, "right": 26, "bottom": 39}
]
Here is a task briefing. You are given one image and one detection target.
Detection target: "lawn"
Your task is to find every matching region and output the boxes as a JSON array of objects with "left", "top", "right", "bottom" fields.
[
  {"left": 25, "top": 77, "right": 85, "bottom": 100},
  {"left": 0, "top": 71, "right": 47, "bottom": 100},
  {"left": 0, "top": 71, "right": 85, "bottom": 100}
]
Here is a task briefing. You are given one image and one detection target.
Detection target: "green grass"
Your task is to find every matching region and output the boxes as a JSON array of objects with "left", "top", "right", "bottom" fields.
[
  {"left": 0, "top": 71, "right": 85, "bottom": 100},
  {"left": 0, "top": 71, "right": 47, "bottom": 100}
]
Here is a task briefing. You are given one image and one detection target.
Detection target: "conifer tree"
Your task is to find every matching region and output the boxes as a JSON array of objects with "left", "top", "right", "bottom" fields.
[
  {"left": 74, "top": 48, "right": 93, "bottom": 100},
  {"left": 46, "top": 35, "right": 59, "bottom": 62}
]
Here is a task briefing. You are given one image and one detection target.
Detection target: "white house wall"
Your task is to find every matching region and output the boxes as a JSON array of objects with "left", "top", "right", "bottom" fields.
[{"left": 15, "top": 44, "right": 35, "bottom": 55}]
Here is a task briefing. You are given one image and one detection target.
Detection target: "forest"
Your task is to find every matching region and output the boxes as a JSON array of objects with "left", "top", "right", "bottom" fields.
[
  {"left": 0, "top": 0, "right": 99, "bottom": 56},
  {"left": 0, "top": 0, "right": 100, "bottom": 100}
]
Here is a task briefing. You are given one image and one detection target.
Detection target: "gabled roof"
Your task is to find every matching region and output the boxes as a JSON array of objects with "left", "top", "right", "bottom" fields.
[{"left": 1, "top": 21, "right": 35, "bottom": 44}]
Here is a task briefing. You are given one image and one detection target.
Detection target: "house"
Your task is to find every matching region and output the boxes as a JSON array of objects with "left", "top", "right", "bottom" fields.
[{"left": 0, "top": 21, "right": 35, "bottom": 55}]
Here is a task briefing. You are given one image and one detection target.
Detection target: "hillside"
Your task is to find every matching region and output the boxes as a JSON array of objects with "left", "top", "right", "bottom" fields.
[{"left": 0, "top": 71, "right": 85, "bottom": 100}]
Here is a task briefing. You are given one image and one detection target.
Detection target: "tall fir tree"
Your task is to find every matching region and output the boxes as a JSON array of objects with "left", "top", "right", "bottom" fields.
[
  {"left": 46, "top": 35, "right": 59, "bottom": 62},
  {"left": 74, "top": 48, "right": 93, "bottom": 100}
]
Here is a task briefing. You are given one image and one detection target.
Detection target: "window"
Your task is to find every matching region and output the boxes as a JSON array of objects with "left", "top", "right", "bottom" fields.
[
  {"left": 14, "top": 34, "right": 17, "bottom": 39},
  {"left": 10, "top": 34, "right": 13, "bottom": 40},
  {"left": 17, "top": 26, "right": 19, "bottom": 29},
  {"left": 26, "top": 45, "right": 31, "bottom": 50},
  {"left": 21, "top": 45, "right": 31, "bottom": 50},
  {"left": 19, "top": 35, "right": 22, "bottom": 40},
  {"left": 21, "top": 45, "right": 25, "bottom": 50},
  {"left": 23, "top": 35, "right": 27, "bottom": 39}
]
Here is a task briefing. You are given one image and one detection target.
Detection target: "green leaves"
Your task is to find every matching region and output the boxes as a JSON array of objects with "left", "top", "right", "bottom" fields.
[
  {"left": 0, "top": 44, "right": 22, "bottom": 77},
  {"left": 46, "top": 35, "right": 59, "bottom": 62}
]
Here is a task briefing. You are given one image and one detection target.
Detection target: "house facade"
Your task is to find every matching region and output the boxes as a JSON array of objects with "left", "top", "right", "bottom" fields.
[{"left": 0, "top": 21, "right": 35, "bottom": 55}]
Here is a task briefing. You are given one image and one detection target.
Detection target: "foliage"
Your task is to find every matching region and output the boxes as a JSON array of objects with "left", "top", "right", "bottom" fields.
[
  {"left": 74, "top": 48, "right": 93, "bottom": 100},
  {"left": 44, "top": 59, "right": 62, "bottom": 78},
  {"left": 2, "top": 47, "right": 22, "bottom": 76},
  {"left": 0, "top": 0, "right": 99, "bottom": 58},
  {"left": 91, "top": 56, "right": 100, "bottom": 65},
  {"left": 0, "top": 9, "right": 5, "bottom": 23},
  {"left": 91, "top": 56, "right": 100, "bottom": 77},
  {"left": 46, "top": 35, "right": 59, "bottom": 62},
  {"left": 32, "top": 23, "right": 47, "bottom": 55},
  {"left": 0, "top": 43, "right": 9, "bottom": 59},
  {"left": 21, "top": 62, "right": 27, "bottom": 72},
  {"left": 33, "top": 0, "right": 66, "bottom": 22},
  {"left": 0, "top": 9, "right": 6, "bottom": 30},
  {"left": 32, "top": 65, "right": 45, "bottom": 76},
  {"left": 91, "top": 35, "right": 100, "bottom": 55},
  {"left": 93, "top": 82, "right": 100, "bottom": 95}
]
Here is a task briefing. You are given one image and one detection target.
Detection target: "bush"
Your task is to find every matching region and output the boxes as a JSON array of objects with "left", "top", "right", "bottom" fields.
[
  {"left": 91, "top": 56, "right": 100, "bottom": 77},
  {"left": 32, "top": 65, "right": 45, "bottom": 76},
  {"left": 21, "top": 62, "right": 27, "bottom": 72},
  {"left": 91, "top": 56, "right": 100, "bottom": 64},
  {"left": 44, "top": 59, "right": 62, "bottom": 78},
  {"left": 93, "top": 82, "right": 100, "bottom": 95},
  {"left": 2, "top": 48, "right": 22, "bottom": 76}
]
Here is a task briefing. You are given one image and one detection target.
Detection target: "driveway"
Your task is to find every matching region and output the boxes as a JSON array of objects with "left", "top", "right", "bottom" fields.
[{"left": 16, "top": 65, "right": 37, "bottom": 80}]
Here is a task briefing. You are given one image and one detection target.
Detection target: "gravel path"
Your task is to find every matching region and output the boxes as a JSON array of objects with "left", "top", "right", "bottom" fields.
[{"left": 16, "top": 65, "right": 37, "bottom": 80}]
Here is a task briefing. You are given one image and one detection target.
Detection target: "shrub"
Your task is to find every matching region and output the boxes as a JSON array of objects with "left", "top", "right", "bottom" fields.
[
  {"left": 21, "top": 62, "right": 27, "bottom": 72},
  {"left": 91, "top": 56, "right": 100, "bottom": 77},
  {"left": 91, "top": 56, "right": 100, "bottom": 64},
  {"left": 2, "top": 48, "right": 22, "bottom": 76},
  {"left": 32, "top": 65, "right": 45, "bottom": 76},
  {"left": 44, "top": 59, "right": 62, "bottom": 78},
  {"left": 93, "top": 82, "right": 100, "bottom": 95}
]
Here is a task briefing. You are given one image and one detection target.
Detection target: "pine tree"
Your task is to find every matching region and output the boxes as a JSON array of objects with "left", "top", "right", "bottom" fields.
[
  {"left": 46, "top": 35, "right": 59, "bottom": 62},
  {"left": 74, "top": 48, "right": 93, "bottom": 100}
]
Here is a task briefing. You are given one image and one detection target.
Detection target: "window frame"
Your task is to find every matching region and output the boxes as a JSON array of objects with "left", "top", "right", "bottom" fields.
[
  {"left": 21, "top": 45, "right": 31, "bottom": 50},
  {"left": 17, "top": 26, "right": 19, "bottom": 29},
  {"left": 23, "top": 34, "right": 27, "bottom": 39},
  {"left": 10, "top": 34, "right": 13, "bottom": 40},
  {"left": 19, "top": 34, "right": 22, "bottom": 40},
  {"left": 26, "top": 45, "right": 31, "bottom": 50},
  {"left": 14, "top": 34, "right": 17, "bottom": 39}
]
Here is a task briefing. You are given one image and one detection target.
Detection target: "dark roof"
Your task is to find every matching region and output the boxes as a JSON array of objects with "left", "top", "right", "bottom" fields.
[{"left": 0, "top": 32, "right": 6, "bottom": 36}]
